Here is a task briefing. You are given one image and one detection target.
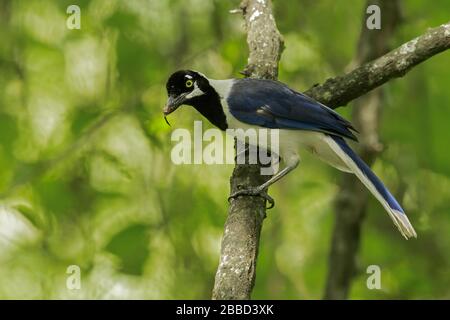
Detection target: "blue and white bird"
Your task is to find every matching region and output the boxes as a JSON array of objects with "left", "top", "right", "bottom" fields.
[{"left": 164, "top": 70, "right": 417, "bottom": 239}]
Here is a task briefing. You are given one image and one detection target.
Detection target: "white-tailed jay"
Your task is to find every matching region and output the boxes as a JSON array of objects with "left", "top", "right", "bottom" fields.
[{"left": 163, "top": 70, "right": 417, "bottom": 239}]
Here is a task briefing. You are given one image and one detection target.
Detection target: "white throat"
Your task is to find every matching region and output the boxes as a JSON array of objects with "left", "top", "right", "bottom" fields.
[{"left": 208, "top": 78, "right": 234, "bottom": 99}]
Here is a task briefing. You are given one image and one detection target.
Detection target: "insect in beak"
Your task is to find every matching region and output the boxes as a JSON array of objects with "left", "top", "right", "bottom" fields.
[{"left": 164, "top": 115, "right": 171, "bottom": 126}]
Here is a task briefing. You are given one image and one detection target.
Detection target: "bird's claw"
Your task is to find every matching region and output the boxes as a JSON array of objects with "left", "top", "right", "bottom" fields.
[{"left": 228, "top": 188, "right": 275, "bottom": 209}]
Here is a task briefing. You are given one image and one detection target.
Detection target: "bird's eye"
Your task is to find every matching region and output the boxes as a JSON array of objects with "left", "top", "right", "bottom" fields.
[{"left": 185, "top": 79, "right": 194, "bottom": 88}]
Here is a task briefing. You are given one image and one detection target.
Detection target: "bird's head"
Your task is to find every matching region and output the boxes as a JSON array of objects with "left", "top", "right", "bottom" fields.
[
  {"left": 163, "top": 70, "right": 210, "bottom": 116},
  {"left": 163, "top": 70, "right": 228, "bottom": 130}
]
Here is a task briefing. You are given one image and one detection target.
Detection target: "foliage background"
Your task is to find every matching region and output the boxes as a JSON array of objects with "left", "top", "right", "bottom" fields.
[{"left": 0, "top": 0, "right": 449, "bottom": 299}]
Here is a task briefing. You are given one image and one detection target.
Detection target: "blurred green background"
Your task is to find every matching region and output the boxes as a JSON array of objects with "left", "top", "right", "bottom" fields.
[{"left": 0, "top": 0, "right": 449, "bottom": 299}]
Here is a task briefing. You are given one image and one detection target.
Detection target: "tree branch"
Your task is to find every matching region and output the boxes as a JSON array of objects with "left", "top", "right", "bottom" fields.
[
  {"left": 212, "top": 0, "right": 283, "bottom": 300},
  {"left": 305, "top": 20, "right": 450, "bottom": 108},
  {"left": 324, "top": 0, "right": 401, "bottom": 300}
]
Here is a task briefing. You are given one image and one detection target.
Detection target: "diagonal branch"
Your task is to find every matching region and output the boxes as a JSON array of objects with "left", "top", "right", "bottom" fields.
[{"left": 305, "top": 21, "right": 450, "bottom": 108}]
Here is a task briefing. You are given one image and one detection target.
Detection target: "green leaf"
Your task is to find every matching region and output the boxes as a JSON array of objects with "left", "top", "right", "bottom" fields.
[{"left": 105, "top": 224, "right": 151, "bottom": 276}]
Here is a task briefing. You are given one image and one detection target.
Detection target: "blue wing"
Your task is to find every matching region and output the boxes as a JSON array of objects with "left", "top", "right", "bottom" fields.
[{"left": 227, "top": 78, "right": 358, "bottom": 141}]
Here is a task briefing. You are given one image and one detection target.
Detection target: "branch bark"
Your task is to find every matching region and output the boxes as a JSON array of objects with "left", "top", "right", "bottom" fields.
[
  {"left": 324, "top": 0, "right": 402, "bottom": 300},
  {"left": 304, "top": 20, "right": 450, "bottom": 108},
  {"left": 212, "top": 0, "right": 283, "bottom": 300}
]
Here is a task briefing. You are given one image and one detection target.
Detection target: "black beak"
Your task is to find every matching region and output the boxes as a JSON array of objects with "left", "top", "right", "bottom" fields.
[{"left": 163, "top": 93, "right": 188, "bottom": 115}]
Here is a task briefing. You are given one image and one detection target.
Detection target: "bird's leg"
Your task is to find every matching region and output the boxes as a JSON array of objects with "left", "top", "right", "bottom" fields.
[
  {"left": 228, "top": 156, "right": 299, "bottom": 209},
  {"left": 234, "top": 145, "right": 249, "bottom": 161}
]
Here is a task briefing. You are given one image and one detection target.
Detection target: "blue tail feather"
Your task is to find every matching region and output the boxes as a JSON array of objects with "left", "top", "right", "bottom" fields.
[{"left": 331, "top": 136, "right": 405, "bottom": 214}]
